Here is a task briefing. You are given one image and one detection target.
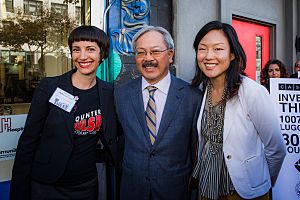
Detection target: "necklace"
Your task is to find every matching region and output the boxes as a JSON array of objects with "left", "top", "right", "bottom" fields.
[{"left": 205, "top": 82, "right": 227, "bottom": 154}]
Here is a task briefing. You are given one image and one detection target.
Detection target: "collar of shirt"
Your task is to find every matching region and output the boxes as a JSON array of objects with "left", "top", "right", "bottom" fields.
[
  {"left": 141, "top": 72, "right": 171, "bottom": 95},
  {"left": 141, "top": 72, "right": 171, "bottom": 134}
]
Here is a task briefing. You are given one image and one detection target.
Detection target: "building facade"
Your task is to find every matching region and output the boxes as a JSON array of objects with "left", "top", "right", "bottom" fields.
[
  {"left": 174, "top": 0, "right": 300, "bottom": 82},
  {"left": 0, "top": 0, "right": 299, "bottom": 199}
]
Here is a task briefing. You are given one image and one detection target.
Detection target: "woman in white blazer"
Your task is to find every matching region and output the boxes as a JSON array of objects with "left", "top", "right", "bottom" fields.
[{"left": 191, "top": 21, "right": 286, "bottom": 200}]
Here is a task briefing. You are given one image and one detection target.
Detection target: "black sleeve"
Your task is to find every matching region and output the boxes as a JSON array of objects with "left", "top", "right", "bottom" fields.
[{"left": 10, "top": 78, "right": 50, "bottom": 200}]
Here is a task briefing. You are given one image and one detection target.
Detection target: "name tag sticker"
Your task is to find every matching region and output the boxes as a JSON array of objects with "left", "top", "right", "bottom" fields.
[{"left": 49, "top": 87, "right": 77, "bottom": 112}]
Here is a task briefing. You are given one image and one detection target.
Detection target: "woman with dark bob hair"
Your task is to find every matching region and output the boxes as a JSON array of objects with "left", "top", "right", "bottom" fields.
[
  {"left": 191, "top": 21, "right": 286, "bottom": 200},
  {"left": 261, "top": 59, "right": 289, "bottom": 92},
  {"left": 10, "top": 26, "right": 122, "bottom": 200}
]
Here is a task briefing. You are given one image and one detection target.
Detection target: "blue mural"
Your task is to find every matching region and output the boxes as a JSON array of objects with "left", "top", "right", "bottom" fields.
[{"left": 109, "top": 0, "right": 150, "bottom": 55}]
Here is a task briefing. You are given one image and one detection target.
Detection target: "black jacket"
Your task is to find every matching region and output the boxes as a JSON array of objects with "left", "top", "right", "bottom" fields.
[{"left": 10, "top": 70, "right": 123, "bottom": 200}]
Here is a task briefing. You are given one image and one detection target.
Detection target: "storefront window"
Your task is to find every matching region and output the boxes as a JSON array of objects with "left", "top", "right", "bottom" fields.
[
  {"left": 5, "top": 0, "right": 14, "bottom": 13},
  {"left": 51, "top": 2, "right": 68, "bottom": 15},
  {"left": 0, "top": 0, "right": 83, "bottom": 115},
  {"left": 75, "top": 6, "right": 81, "bottom": 24},
  {"left": 23, "top": 0, "right": 43, "bottom": 16}
]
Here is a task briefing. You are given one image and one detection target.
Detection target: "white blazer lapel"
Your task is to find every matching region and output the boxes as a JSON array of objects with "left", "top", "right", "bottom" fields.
[
  {"left": 197, "top": 87, "right": 207, "bottom": 156},
  {"left": 223, "top": 95, "right": 238, "bottom": 143}
]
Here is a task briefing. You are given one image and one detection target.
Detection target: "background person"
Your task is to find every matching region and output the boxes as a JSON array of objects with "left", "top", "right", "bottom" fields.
[
  {"left": 191, "top": 21, "right": 286, "bottom": 200},
  {"left": 10, "top": 26, "right": 122, "bottom": 200},
  {"left": 260, "top": 59, "right": 289, "bottom": 91},
  {"left": 290, "top": 59, "right": 300, "bottom": 78},
  {"left": 115, "top": 26, "right": 202, "bottom": 200}
]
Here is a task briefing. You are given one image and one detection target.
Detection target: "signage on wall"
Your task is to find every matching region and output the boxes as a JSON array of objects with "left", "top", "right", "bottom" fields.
[
  {"left": 0, "top": 114, "right": 26, "bottom": 162},
  {"left": 270, "top": 78, "right": 300, "bottom": 199}
]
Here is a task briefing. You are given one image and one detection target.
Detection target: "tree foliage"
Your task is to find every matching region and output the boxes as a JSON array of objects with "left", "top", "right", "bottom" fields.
[{"left": 0, "top": 7, "right": 77, "bottom": 53}]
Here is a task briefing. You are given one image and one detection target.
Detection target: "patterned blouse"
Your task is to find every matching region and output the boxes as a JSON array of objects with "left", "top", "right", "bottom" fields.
[{"left": 198, "top": 99, "right": 235, "bottom": 199}]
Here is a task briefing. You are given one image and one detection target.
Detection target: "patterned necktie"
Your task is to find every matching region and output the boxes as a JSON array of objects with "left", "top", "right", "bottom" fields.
[{"left": 145, "top": 86, "right": 158, "bottom": 145}]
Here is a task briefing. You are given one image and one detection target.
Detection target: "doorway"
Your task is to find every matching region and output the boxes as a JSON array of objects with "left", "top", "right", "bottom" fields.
[{"left": 232, "top": 18, "right": 271, "bottom": 82}]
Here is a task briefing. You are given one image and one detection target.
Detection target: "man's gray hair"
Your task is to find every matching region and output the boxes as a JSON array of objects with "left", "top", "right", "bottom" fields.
[{"left": 132, "top": 26, "right": 174, "bottom": 51}]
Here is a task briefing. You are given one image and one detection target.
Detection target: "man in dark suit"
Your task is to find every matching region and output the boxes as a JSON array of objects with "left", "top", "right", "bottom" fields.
[{"left": 115, "top": 26, "right": 202, "bottom": 200}]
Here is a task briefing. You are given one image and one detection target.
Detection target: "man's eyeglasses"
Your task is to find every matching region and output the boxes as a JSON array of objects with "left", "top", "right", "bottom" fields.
[
  {"left": 295, "top": 64, "right": 300, "bottom": 68},
  {"left": 134, "top": 49, "right": 169, "bottom": 59}
]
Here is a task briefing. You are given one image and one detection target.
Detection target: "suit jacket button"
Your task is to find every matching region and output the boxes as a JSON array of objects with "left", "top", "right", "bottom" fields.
[
  {"left": 150, "top": 152, "right": 155, "bottom": 157},
  {"left": 227, "top": 155, "right": 232, "bottom": 159},
  {"left": 145, "top": 177, "right": 150, "bottom": 181}
]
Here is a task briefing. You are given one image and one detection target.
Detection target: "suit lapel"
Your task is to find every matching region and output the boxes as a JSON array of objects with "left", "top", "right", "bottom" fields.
[
  {"left": 130, "top": 78, "right": 151, "bottom": 144},
  {"left": 154, "top": 76, "right": 184, "bottom": 146},
  {"left": 97, "top": 80, "right": 107, "bottom": 134},
  {"left": 223, "top": 95, "right": 238, "bottom": 143},
  {"left": 56, "top": 71, "right": 75, "bottom": 143}
]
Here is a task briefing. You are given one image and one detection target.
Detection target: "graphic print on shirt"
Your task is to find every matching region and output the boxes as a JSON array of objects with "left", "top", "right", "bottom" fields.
[{"left": 74, "top": 109, "right": 102, "bottom": 136}]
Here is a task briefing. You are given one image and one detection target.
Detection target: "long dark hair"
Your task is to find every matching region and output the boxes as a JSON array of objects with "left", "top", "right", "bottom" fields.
[
  {"left": 260, "top": 59, "right": 288, "bottom": 85},
  {"left": 191, "top": 21, "right": 246, "bottom": 100}
]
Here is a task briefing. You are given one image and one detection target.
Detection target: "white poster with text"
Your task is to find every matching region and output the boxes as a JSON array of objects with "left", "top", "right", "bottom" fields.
[
  {"left": 0, "top": 114, "right": 26, "bottom": 162},
  {"left": 270, "top": 78, "right": 300, "bottom": 199}
]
